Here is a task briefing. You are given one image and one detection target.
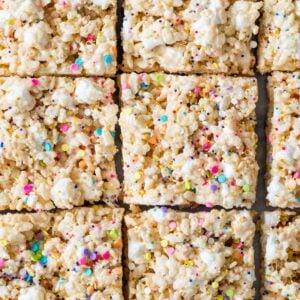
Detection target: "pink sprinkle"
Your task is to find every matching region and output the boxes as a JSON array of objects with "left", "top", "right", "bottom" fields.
[
  {"left": 0, "top": 259, "right": 4, "bottom": 268},
  {"left": 211, "top": 165, "right": 219, "bottom": 174},
  {"left": 169, "top": 221, "right": 177, "bottom": 229},
  {"left": 79, "top": 257, "right": 87, "bottom": 265},
  {"left": 138, "top": 74, "right": 144, "bottom": 81},
  {"left": 236, "top": 242, "right": 243, "bottom": 249},
  {"left": 194, "top": 87, "right": 201, "bottom": 94},
  {"left": 60, "top": 124, "right": 69, "bottom": 132},
  {"left": 102, "top": 251, "right": 110, "bottom": 260},
  {"left": 87, "top": 34, "right": 95, "bottom": 41},
  {"left": 166, "top": 247, "right": 175, "bottom": 255},
  {"left": 122, "top": 83, "right": 129, "bottom": 90},
  {"left": 203, "top": 143, "right": 211, "bottom": 150},
  {"left": 31, "top": 79, "right": 39, "bottom": 86},
  {"left": 205, "top": 202, "right": 215, "bottom": 208},
  {"left": 23, "top": 184, "right": 33, "bottom": 194},
  {"left": 198, "top": 218, "right": 205, "bottom": 226},
  {"left": 70, "top": 63, "right": 79, "bottom": 72},
  {"left": 293, "top": 172, "right": 299, "bottom": 179},
  {"left": 268, "top": 134, "right": 272, "bottom": 142}
]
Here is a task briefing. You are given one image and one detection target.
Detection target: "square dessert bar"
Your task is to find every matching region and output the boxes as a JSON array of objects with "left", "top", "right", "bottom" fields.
[
  {"left": 267, "top": 72, "right": 300, "bottom": 208},
  {"left": 0, "top": 206, "right": 124, "bottom": 300},
  {"left": 258, "top": 0, "right": 300, "bottom": 73},
  {"left": 125, "top": 208, "right": 256, "bottom": 299},
  {"left": 261, "top": 211, "right": 300, "bottom": 299},
  {"left": 122, "top": 0, "right": 262, "bottom": 75},
  {"left": 0, "top": 76, "right": 120, "bottom": 210},
  {"left": 0, "top": 0, "right": 117, "bottom": 76},
  {"left": 120, "top": 73, "right": 258, "bottom": 208}
]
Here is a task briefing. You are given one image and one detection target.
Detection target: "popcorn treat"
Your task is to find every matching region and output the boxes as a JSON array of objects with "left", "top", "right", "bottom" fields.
[
  {"left": 0, "top": 0, "right": 117, "bottom": 76},
  {"left": 120, "top": 73, "right": 258, "bottom": 208},
  {"left": 0, "top": 207, "right": 124, "bottom": 299},
  {"left": 258, "top": 0, "right": 300, "bottom": 73},
  {"left": 0, "top": 76, "right": 120, "bottom": 210},
  {"left": 261, "top": 211, "right": 300, "bottom": 299},
  {"left": 125, "top": 208, "right": 256, "bottom": 299},
  {"left": 122, "top": 0, "right": 262, "bottom": 75},
  {"left": 267, "top": 72, "right": 300, "bottom": 208}
]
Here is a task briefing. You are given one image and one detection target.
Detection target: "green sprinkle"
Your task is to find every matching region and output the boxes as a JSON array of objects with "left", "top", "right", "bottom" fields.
[
  {"left": 243, "top": 184, "right": 250, "bottom": 192},
  {"left": 109, "top": 229, "right": 118, "bottom": 240},
  {"left": 225, "top": 288, "right": 234, "bottom": 298}
]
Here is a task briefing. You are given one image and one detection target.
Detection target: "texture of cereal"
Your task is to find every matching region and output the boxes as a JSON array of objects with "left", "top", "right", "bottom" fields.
[
  {"left": 0, "top": 76, "right": 120, "bottom": 210},
  {"left": 0, "top": 206, "right": 124, "bottom": 300},
  {"left": 125, "top": 208, "right": 255, "bottom": 300},
  {"left": 120, "top": 73, "right": 258, "bottom": 208},
  {"left": 122, "top": 0, "right": 262, "bottom": 75},
  {"left": 266, "top": 72, "right": 300, "bottom": 208},
  {"left": 258, "top": 0, "right": 300, "bottom": 73},
  {"left": 261, "top": 211, "right": 300, "bottom": 299},
  {"left": 0, "top": 0, "right": 117, "bottom": 76}
]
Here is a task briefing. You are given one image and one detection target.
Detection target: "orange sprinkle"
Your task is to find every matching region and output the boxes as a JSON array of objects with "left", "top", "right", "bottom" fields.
[
  {"left": 148, "top": 137, "right": 157, "bottom": 144},
  {"left": 112, "top": 239, "right": 122, "bottom": 248}
]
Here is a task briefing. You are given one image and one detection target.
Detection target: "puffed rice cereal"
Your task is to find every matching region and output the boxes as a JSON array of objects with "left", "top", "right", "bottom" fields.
[
  {"left": 0, "top": 206, "right": 124, "bottom": 300},
  {"left": 122, "top": 0, "right": 262, "bottom": 75},
  {"left": 0, "top": 0, "right": 117, "bottom": 76},
  {"left": 125, "top": 208, "right": 256, "bottom": 299},
  {"left": 0, "top": 76, "right": 120, "bottom": 210},
  {"left": 120, "top": 73, "right": 258, "bottom": 208}
]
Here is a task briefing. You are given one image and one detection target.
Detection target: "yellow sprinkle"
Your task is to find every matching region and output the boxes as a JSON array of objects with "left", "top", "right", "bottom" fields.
[
  {"left": 7, "top": 19, "right": 14, "bottom": 25},
  {"left": 77, "top": 150, "right": 85, "bottom": 157},
  {"left": 184, "top": 260, "right": 194, "bottom": 266},
  {"left": 145, "top": 252, "right": 152, "bottom": 260},
  {"left": 212, "top": 281, "right": 219, "bottom": 289},
  {"left": 185, "top": 181, "right": 192, "bottom": 190},
  {"left": 212, "top": 63, "right": 219, "bottom": 70},
  {"left": 160, "top": 240, "right": 168, "bottom": 248},
  {"left": 138, "top": 190, "right": 145, "bottom": 196},
  {"left": 42, "top": 230, "right": 49, "bottom": 237},
  {"left": 61, "top": 144, "right": 69, "bottom": 151},
  {"left": 273, "top": 28, "right": 280, "bottom": 35},
  {"left": 0, "top": 239, "right": 8, "bottom": 246},
  {"left": 217, "top": 296, "right": 223, "bottom": 300},
  {"left": 134, "top": 172, "right": 141, "bottom": 180},
  {"left": 51, "top": 252, "right": 60, "bottom": 259},
  {"left": 124, "top": 107, "right": 133, "bottom": 115}
]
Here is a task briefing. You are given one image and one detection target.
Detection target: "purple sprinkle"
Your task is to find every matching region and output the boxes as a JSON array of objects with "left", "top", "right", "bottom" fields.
[
  {"left": 90, "top": 252, "right": 97, "bottom": 260},
  {"left": 83, "top": 248, "right": 91, "bottom": 257},
  {"left": 161, "top": 207, "right": 168, "bottom": 213},
  {"left": 210, "top": 184, "right": 218, "bottom": 192}
]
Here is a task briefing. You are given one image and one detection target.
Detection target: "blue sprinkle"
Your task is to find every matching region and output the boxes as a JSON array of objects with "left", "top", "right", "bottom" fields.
[
  {"left": 85, "top": 268, "right": 92, "bottom": 276},
  {"left": 39, "top": 256, "right": 48, "bottom": 265},
  {"left": 31, "top": 241, "right": 40, "bottom": 252},
  {"left": 75, "top": 58, "right": 83, "bottom": 66},
  {"left": 110, "top": 131, "right": 115, "bottom": 138},
  {"left": 103, "top": 54, "right": 113, "bottom": 64},
  {"left": 218, "top": 174, "right": 227, "bottom": 183},
  {"left": 95, "top": 128, "right": 102, "bottom": 136},
  {"left": 0, "top": 142, "right": 4, "bottom": 148},
  {"left": 23, "top": 197, "right": 28, "bottom": 203},
  {"left": 25, "top": 274, "right": 33, "bottom": 282},
  {"left": 160, "top": 115, "right": 168, "bottom": 122},
  {"left": 297, "top": 197, "right": 300, "bottom": 203},
  {"left": 140, "top": 83, "right": 149, "bottom": 89},
  {"left": 43, "top": 142, "right": 52, "bottom": 151}
]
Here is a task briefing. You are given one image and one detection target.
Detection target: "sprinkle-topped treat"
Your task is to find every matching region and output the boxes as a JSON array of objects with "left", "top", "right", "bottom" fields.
[
  {"left": 0, "top": 76, "right": 120, "bottom": 210},
  {"left": 122, "top": 0, "right": 262, "bottom": 75},
  {"left": 261, "top": 211, "right": 300, "bottom": 299},
  {"left": 120, "top": 73, "right": 258, "bottom": 208},
  {"left": 0, "top": 0, "right": 117, "bottom": 76},
  {"left": 266, "top": 72, "right": 300, "bottom": 208},
  {"left": 258, "top": 0, "right": 300, "bottom": 73},
  {"left": 125, "top": 208, "right": 256, "bottom": 299},
  {"left": 0, "top": 206, "right": 124, "bottom": 299}
]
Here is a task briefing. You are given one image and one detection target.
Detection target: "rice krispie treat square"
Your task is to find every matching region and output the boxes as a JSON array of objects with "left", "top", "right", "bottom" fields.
[
  {"left": 125, "top": 208, "right": 256, "bottom": 299},
  {"left": 266, "top": 72, "right": 300, "bottom": 208},
  {"left": 0, "top": 206, "right": 124, "bottom": 300},
  {"left": 0, "top": 0, "right": 117, "bottom": 76},
  {"left": 258, "top": 0, "right": 300, "bottom": 73},
  {"left": 120, "top": 73, "right": 259, "bottom": 208},
  {"left": 261, "top": 211, "right": 300, "bottom": 299},
  {"left": 0, "top": 76, "right": 120, "bottom": 210},
  {"left": 122, "top": 0, "right": 263, "bottom": 75}
]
